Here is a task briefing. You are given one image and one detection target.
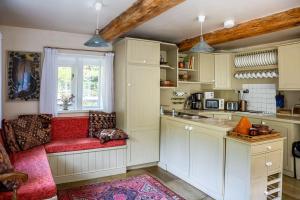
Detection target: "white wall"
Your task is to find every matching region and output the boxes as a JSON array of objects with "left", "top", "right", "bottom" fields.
[{"left": 0, "top": 25, "right": 112, "bottom": 119}]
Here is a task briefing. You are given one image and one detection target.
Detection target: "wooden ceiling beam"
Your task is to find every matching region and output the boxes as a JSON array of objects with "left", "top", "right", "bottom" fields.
[
  {"left": 100, "top": 0, "right": 185, "bottom": 41},
  {"left": 178, "top": 7, "right": 300, "bottom": 52}
]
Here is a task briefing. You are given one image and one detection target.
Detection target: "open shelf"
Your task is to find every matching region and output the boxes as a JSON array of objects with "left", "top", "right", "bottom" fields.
[
  {"left": 178, "top": 68, "right": 197, "bottom": 72},
  {"left": 160, "top": 64, "right": 175, "bottom": 70},
  {"left": 178, "top": 81, "right": 201, "bottom": 84},
  {"left": 160, "top": 42, "right": 178, "bottom": 88}
]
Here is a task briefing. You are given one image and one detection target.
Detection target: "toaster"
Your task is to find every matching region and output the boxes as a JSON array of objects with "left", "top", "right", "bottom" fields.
[{"left": 226, "top": 101, "right": 239, "bottom": 111}]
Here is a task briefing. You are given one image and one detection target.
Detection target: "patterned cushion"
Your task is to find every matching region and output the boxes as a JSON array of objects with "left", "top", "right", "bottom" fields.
[
  {"left": 0, "top": 143, "right": 19, "bottom": 191},
  {"left": 13, "top": 114, "right": 52, "bottom": 151},
  {"left": 2, "top": 120, "right": 21, "bottom": 153},
  {"left": 89, "top": 111, "right": 116, "bottom": 137},
  {"left": 94, "top": 129, "right": 128, "bottom": 144}
]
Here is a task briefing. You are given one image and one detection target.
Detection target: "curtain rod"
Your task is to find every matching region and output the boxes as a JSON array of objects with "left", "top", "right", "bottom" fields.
[{"left": 44, "top": 46, "right": 114, "bottom": 53}]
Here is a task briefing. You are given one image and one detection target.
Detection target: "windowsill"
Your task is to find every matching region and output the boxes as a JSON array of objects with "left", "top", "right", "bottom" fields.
[{"left": 58, "top": 109, "right": 102, "bottom": 114}]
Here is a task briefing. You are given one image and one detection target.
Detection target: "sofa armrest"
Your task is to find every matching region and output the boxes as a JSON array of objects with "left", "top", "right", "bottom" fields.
[{"left": 0, "top": 171, "right": 28, "bottom": 183}]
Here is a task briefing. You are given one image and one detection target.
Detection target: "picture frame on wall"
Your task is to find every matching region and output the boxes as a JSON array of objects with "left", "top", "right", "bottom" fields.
[{"left": 7, "top": 51, "right": 41, "bottom": 101}]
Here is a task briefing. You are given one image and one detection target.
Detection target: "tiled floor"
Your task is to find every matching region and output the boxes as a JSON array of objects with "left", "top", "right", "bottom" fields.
[{"left": 57, "top": 166, "right": 300, "bottom": 200}]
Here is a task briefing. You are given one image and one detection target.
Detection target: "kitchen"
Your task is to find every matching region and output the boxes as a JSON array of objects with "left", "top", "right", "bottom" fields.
[{"left": 1, "top": 1, "right": 300, "bottom": 200}]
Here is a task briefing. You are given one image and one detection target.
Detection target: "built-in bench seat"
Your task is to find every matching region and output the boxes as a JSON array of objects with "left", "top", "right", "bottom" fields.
[{"left": 0, "top": 116, "right": 127, "bottom": 199}]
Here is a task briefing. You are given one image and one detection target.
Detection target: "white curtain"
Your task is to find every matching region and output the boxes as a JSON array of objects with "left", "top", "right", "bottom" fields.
[
  {"left": 0, "top": 32, "right": 2, "bottom": 125},
  {"left": 101, "top": 53, "right": 114, "bottom": 113},
  {"left": 40, "top": 48, "right": 58, "bottom": 115}
]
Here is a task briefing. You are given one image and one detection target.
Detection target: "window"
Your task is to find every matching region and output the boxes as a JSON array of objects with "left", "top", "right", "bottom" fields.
[{"left": 57, "top": 53, "right": 103, "bottom": 111}]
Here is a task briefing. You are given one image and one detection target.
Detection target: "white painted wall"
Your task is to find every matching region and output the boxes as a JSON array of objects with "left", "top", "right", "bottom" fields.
[{"left": 0, "top": 25, "right": 112, "bottom": 119}]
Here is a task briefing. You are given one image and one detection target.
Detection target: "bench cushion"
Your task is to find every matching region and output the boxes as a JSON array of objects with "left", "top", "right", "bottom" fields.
[
  {"left": 1, "top": 146, "right": 57, "bottom": 200},
  {"left": 44, "top": 138, "right": 126, "bottom": 153},
  {"left": 51, "top": 117, "right": 89, "bottom": 140}
]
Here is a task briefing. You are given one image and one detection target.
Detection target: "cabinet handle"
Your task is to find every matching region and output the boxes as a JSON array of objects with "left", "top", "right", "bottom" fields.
[
  {"left": 264, "top": 191, "right": 269, "bottom": 195},
  {"left": 262, "top": 121, "right": 266, "bottom": 125},
  {"left": 266, "top": 162, "right": 273, "bottom": 167},
  {"left": 127, "top": 83, "right": 131, "bottom": 87},
  {"left": 143, "top": 60, "right": 146, "bottom": 63},
  {"left": 188, "top": 126, "right": 193, "bottom": 131},
  {"left": 184, "top": 125, "right": 189, "bottom": 130},
  {"left": 266, "top": 146, "right": 272, "bottom": 150}
]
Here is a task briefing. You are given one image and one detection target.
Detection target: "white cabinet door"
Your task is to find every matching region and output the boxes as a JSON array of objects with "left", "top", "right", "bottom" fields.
[
  {"left": 278, "top": 43, "right": 300, "bottom": 90},
  {"left": 199, "top": 53, "right": 215, "bottom": 83},
  {"left": 214, "top": 54, "right": 232, "bottom": 90},
  {"left": 190, "top": 125, "right": 224, "bottom": 198},
  {"left": 165, "top": 120, "right": 190, "bottom": 179},
  {"left": 127, "top": 65, "right": 160, "bottom": 166},
  {"left": 127, "top": 39, "right": 160, "bottom": 65}
]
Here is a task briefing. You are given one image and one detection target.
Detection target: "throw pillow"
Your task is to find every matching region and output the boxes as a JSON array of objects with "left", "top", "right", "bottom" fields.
[
  {"left": 0, "top": 143, "right": 20, "bottom": 191},
  {"left": 94, "top": 129, "right": 128, "bottom": 144},
  {"left": 13, "top": 114, "right": 52, "bottom": 150},
  {"left": 2, "top": 120, "right": 21, "bottom": 153},
  {"left": 89, "top": 111, "right": 116, "bottom": 137}
]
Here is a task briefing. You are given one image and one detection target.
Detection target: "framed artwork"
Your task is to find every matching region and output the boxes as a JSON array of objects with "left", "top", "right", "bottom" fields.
[{"left": 7, "top": 51, "right": 41, "bottom": 101}]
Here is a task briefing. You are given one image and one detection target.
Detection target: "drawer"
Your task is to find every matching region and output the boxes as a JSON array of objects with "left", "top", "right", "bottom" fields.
[
  {"left": 251, "top": 141, "right": 283, "bottom": 155},
  {"left": 266, "top": 150, "right": 282, "bottom": 175}
]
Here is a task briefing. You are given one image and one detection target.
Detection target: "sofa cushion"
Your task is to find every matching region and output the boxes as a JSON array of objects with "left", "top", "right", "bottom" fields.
[
  {"left": 2, "top": 120, "right": 21, "bottom": 153},
  {"left": 94, "top": 129, "right": 128, "bottom": 144},
  {"left": 44, "top": 138, "right": 126, "bottom": 153},
  {"left": 89, "top": 111, "right": 116, "bottom": 137},
  {"left": 1, "top": 146, "right": 57, "bottom": 200},
  {"left": 51, "top": 117, "right": 89, "bottom": 140},
  {"left": 13, "top": 115, "right": 52, "bottom": 150}
]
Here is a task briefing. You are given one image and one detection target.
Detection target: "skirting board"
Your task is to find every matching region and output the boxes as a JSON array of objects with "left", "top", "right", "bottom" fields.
[
  {"left": 47, "top": 146, "right": 127, "bottom": 184},
  {"left": 126, "top": 162, "right": 158, "bottom": 170}
]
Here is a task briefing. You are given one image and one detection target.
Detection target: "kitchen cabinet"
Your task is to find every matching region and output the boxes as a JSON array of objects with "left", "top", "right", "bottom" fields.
[
  {"left": 214, "top": 54, "right": 232, "bottom": 90},
  {"left": 278, "top": 42, "right": 300, "bottom": 90},
  {"left": 192, "top": 53, "right": 215, "bottom": 83},
  {"left": 261, "top": 119, "right": 300, "bottom": 177},
  {"left": 114, "top": 38, "right": 160, "bottom": 167},
  {"left": 127, "top": 39, "right": 160, "bottom": 65},
  {"left": 161, "top": 116, "right": 226, "bottom": 200},
  {"left": 225, "top": 137, "right": 284, "bottom": 200},
  {"left": 165, "top": 119, "right": 190, "bottom": 178}
]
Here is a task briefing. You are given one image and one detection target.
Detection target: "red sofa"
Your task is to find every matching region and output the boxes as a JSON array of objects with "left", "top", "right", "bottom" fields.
[{"left": 0, "top": 116, "right": 126, "bottom": 200}]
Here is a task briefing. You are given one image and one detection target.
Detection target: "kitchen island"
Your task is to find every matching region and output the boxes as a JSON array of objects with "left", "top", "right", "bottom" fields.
[{"left": 159, "top": 114, "right": 235, "bottom": 200}]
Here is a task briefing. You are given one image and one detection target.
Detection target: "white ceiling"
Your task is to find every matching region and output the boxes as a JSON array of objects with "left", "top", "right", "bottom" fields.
[
  {"left": 0, "top": 0, "right": 300, "bottom": 49},
  {"left": 0, "top": 0, "right": 136, "bottom": 34}
]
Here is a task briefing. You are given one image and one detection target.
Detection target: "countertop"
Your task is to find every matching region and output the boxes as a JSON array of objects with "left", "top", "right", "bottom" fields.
[
  {"left": 161, "top": 115, "right": 236, "bottom": 132},
  {"left": 171, "top": 109, "right": 300, "bottom": 125}
]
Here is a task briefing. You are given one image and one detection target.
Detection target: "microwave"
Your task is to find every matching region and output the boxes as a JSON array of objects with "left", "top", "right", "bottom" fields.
[{"left": 204, "top": 98, "right": 225, "bottom": 110}]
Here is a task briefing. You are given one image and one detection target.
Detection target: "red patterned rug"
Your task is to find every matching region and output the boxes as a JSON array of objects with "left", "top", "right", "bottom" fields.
[{"left": 58, "top": 174, "right": 184, "bottom": 200}]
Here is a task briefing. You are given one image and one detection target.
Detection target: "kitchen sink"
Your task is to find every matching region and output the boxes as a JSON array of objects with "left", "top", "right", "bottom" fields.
[{"left": 178, "top": 114, "right": 209, "bottom": 119}]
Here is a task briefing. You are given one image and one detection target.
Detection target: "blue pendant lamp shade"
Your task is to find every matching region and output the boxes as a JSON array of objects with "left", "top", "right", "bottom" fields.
[
  {"left": 84, "top": 2, "right": 109, "bottom": 47},
  {"left": 190, "top": 36, "right": 214, "bottom": 53},
  {"left": 84, "top": 29, "right": 108, "bottom": 47},
  {"left": 190, "top": 16, "right": 214, "bottom": 53}
]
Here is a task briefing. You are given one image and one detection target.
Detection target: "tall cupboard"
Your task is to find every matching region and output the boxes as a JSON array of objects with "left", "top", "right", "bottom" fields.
[{"left": 114, "top": 38, "right": 160, "bottom": 167}]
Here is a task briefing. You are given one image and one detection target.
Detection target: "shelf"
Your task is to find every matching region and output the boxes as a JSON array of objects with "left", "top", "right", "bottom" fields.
[
  {"left": 160, "top": 86, "right": 176, "bottom": 89},
  {"left": 234, "top": 65, "right": 278, "bottom": 72},
  {"left": 178, "top": 68, "right": 197, "bottom": 72},
  {"left": 178, "top": 81, "right": 201, "bottom": 84},
  {"left": 160, "top": 64, "right": 175, "bottom": 70}
]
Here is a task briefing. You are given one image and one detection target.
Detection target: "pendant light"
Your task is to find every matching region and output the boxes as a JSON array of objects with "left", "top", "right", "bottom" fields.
[
  {"left": 84, "top": 1, "right": 108, "bottom": 47},
  {"left": 190, "top": 15, "right": 214, "bottom": 53}
]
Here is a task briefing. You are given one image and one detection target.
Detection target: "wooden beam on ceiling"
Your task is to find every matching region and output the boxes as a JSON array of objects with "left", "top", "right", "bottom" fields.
[
  {"left": 178, "top": 7, "right": 300, "bottom": 52},
  {"left": 100, "top": 0, "right": 185, "bottom": 41}
]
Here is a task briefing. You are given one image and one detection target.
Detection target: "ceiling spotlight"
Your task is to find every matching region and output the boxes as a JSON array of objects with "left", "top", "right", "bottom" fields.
[{"left": 224, "top": 19, "right": 235, "bottom": 28}]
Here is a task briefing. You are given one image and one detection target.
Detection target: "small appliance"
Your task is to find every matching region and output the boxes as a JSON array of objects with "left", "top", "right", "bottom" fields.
[
  {"left": 226, "top": 101, "right": 239, "bottom": 111},
  {"left": 239, "top": 100, "right": 248, "bottom": 112},
  {"left": 204, "top": 98, "right": 225, "bottom": 110},
  {"left": 189, "top": 93, "right": 203, "bottom": 110},
  {"left": 204, "top": 92, "right": 214, "bottom": 99}
]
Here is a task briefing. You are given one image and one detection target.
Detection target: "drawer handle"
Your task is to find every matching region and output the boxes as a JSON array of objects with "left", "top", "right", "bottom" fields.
[
  {"left": 188, "top": 126, "right": 193, "bottom": 131},
  {"left": 143, "top": 60, "right": 146, "bottom": 63},
  {"left": 184, "top": 125, "right": 189, "bottom": 130},
  {"left": 266, "top": 146, "right": 272, "bottom": 150},
  {"left": 266, "top": 162, "right": 273, "bottom": 167}
]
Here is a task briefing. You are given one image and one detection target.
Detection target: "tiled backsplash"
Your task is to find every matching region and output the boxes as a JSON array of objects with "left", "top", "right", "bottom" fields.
[{"left": 241, "top": 84, "right": 276, "bottom": 114}]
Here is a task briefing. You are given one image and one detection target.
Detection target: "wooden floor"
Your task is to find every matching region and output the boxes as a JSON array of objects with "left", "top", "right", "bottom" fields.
[{"left": 58, "top": 166, "right": 300, "bottom": 200}]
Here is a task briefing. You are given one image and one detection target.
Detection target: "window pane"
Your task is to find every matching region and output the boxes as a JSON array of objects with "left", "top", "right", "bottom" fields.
[
  {"left": 82, "top": 65, "right": 100, "bottom": 108},
  {"left": 57, "top": 66, "right": 73, "bottom": 107}
]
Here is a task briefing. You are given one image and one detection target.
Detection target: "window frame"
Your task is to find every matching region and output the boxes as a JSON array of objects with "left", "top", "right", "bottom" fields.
[{"left": 56, "top": 53, "right": 103, "bottom": 112}]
